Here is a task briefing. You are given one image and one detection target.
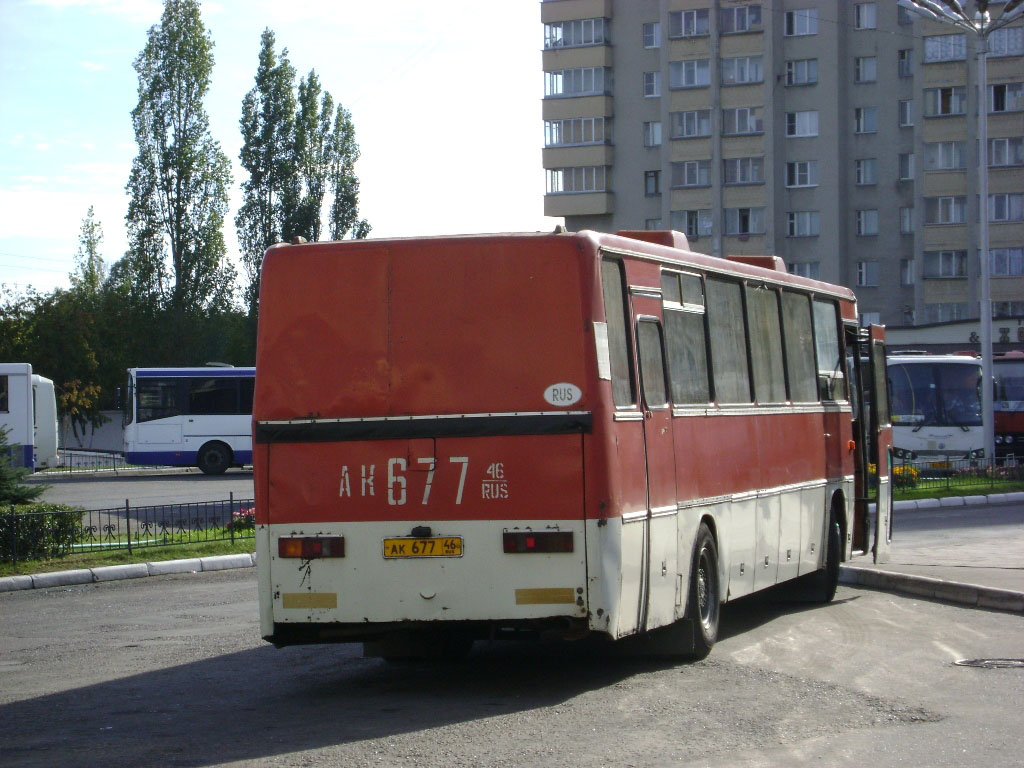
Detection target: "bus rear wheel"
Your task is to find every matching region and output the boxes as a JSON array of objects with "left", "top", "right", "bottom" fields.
[
  {"left": 197, "top": 442, "right": 231, "bottom": 475},
  {"left": 687, "top": 523, "right": 720, "bottom": 660}
]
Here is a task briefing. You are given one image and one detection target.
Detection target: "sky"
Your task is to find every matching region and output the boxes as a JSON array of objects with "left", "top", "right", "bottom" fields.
[{"left": 0, "top": 0, "right": 560, "bottom": 294}]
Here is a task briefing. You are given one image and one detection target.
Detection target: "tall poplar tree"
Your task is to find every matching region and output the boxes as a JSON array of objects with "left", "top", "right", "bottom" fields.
[
  {"left": 124, "top": 0, "right": 235, "bottom": 314},
  {"left": 236, "top": 29, "right": 297, "bottom": 314},
  {"left": 328, "top": 103, "right": 371, "bottom": 241},
  {"left": 70, "top": 206, "right": 106, "bottom": 295}
]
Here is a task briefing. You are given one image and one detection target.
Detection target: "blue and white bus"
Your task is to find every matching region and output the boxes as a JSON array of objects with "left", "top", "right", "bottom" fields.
[
  {"left": 0, "top": 363, "right": 58, "bottom": 471},
  {"left": 123, "top": 366, "right": 254, "bottom": 474}
]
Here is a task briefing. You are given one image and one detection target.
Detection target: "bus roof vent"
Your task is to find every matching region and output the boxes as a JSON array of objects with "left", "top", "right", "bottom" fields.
[
  {"left": 616, "top": 230, "right": 690, "bottom": 251},
  {"left": 727, "top": 255, "right": 788, "bottom": 273}
]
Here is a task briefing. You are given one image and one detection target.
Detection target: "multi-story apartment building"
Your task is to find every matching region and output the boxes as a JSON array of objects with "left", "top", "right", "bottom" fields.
[{"left": 541, "top": 1, "right": 1024, "bottom": 330}]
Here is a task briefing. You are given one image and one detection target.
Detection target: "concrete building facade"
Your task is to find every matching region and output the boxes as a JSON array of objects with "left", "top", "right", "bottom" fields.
[{"left": 541, "top": 0, "right": 1024, "bottom": 330}]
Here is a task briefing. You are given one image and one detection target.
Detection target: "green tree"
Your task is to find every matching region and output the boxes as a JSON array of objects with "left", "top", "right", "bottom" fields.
[
  {"left": 70, "top": 207, "right": 106, "bottom": 295},
  {"left": 124, "top": 0, "right": 235, "bottom": 315},
  {"left": 0, "top": 427, "right": 47, "bottom": 504},
  {"left": 328, "top": 103, "right": 371, "bottom": 241},
  {"left": 236, "top": 28, "right": 297, "bottom": 314},
  {"left": 288, "top": 70, "right": 333, "bottom": 242}
]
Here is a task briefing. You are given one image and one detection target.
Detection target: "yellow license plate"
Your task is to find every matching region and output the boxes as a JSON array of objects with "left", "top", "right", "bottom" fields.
[{"left": 382, "top": 536, "right": 463, "bottom": 559}]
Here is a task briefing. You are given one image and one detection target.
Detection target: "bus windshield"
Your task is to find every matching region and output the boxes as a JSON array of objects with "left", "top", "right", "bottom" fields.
[{"left": 889, "top": 362, "right": 982, "bottom": 428}]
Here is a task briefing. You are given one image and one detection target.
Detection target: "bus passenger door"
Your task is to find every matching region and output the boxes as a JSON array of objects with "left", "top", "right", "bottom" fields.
[
  {"left": 633, "top": 308, "right": 678, "bottom": 632},
  {"left": 868, "top": 326, "right": 893, "bottom": 563}
]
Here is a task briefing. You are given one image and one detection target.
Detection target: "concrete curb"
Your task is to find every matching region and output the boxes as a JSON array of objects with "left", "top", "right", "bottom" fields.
[
  {"left": 878, "top": 492, "right": 1024, "bottom": 513},
  {"left": 839, "top": 565, "right": 1024, "bottom": 613},
  {"left": 0, "top": 553, "right": 255, "bottom": 593}
]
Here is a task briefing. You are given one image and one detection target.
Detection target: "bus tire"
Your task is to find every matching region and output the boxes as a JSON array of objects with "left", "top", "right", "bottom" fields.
[
  {"left": 687, "top": 523, "right": 720, "bottom": 660},
  {"left": 197, "top": 442, "right": 231, "bottom": 475}
]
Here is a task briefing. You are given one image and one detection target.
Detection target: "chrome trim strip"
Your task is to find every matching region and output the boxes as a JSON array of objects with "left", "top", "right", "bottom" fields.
[
  {"left": 622, "top": 509, "right": 649, "bottom": 523},
  {"left": 258, "top": 410, "right": 591, "bottom": 426},
  {"left": 613, "top": 411, "right": 645, "bottom": 422},
  {"left": 674, "top": 478, "right": 829, "bottom": 511}
]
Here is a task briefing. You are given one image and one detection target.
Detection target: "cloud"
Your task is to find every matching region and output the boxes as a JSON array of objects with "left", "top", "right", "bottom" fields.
[
  {"left": 79, "top": 60, "right": 106, "bottom": 72},
  {"left": 36, "top": 143, "right": 51, "bottom": 151},
  {"left": 30, "top": 0, "right": 163, "bottom": 22}
]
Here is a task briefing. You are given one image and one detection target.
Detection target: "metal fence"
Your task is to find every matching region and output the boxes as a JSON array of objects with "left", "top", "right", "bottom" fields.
[
  {"left": 42, "top": 449, "right": 163, "bottom": 475},
  {"left": 892, "top": 456, "right": 1024, "bottom": 494},
  {"left": 2, "top": 496, "right": 255, "bottom": 565}
]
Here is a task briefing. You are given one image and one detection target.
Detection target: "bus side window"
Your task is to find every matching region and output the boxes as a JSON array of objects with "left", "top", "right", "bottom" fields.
[
  {"left": 601, "top": 258, "right": 637, "bottom": 408},
  {"left": 0, "top": 375, "right": 7, "bottom": 412},
  {"left": 812, "top": 298, "right": 845, "bottom": 401},
  {"left": 138, "top": 379, "right": 183, "bottom": 423},
  {"left": 706, "top": 277, "right": 752, "bottom": 404},
  {"left": 663, "top": 272, "right": 710, "bottom": 405},
  {"left": 745, "top": 284, "right": 786, "bottom": 404},
  {"left": 781, "top": 291, "right": 818, "bottom": 402},
  {"left": 637, "top": 320, "right": 669, "bottom": 408}
]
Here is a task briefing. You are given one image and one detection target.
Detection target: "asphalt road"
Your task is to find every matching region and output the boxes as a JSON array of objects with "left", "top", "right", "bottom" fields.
[
  {"left": 1, "top": 569, "right": 1022, "bottom": 768},
  {"left": 32, "top": 469, "right": 256, "bottom": 509}
]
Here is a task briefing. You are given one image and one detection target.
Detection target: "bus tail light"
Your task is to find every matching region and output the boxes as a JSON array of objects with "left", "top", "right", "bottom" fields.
[
  {"left": 278, "top": 536, "right": 345, "bottom": 559},
  {"left": 502, "top": 531, "right": 574, "bottom": 554}
]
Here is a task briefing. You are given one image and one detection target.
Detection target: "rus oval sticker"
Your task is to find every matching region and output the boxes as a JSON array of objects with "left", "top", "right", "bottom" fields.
[{"left": 544, "top": 383, "right": 582, "bottom": 407}]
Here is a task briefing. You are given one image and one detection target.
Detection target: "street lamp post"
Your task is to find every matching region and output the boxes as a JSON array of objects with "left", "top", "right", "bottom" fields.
[{"left": 899, "top": 0, "right": 1024, "bottom": 461}]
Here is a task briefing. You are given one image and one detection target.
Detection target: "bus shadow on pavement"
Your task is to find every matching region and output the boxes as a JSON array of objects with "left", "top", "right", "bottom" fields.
[{"left": 0, "top": 637, "right": 677, "bottom": 767}]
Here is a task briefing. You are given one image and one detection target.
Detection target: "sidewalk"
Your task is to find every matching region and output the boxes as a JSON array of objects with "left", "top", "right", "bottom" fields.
[{"left": 841, "top": 492, "right": 1024, "bottom": 613}]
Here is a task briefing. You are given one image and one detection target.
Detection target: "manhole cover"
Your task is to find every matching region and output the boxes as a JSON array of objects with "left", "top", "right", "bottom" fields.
[{"left": 954, "top": 658, "right": 1024, "bottom": 669}]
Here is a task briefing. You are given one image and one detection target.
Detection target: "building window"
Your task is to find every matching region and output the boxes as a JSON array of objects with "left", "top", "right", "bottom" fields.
[
  {"left": 724, "top": 207, "right": 764, "bottom": 235},
  {"left": 924, "top": 302, "right": 970, "bottom": 323},
  {"left": 924, "top": 141, "right": 966, "bottom": 170},
  {"left": 856, "top": 210, "right": 879, "bottom": 236},
  {"left": 668, "top": 9, "right": 709, "bottom": 39},
  {"left": 854, "top": 107, "right": 877, "bottom": 134},
  {"left": 785, "top": 59, "right": 818, "bottom": 86},
  {"left": 788, "top": 262, "right": 820, "bottom": 279},
  {"left": 857, "top": 261, "right": 880, "bottom": 286},
  {"left": 643, "top": 121, "right": 662, "bottom": 147},
  {"left": 643, "top": 71, "right": 661, "bottom": 97},
  {"left": 855, "top": 158, "right": 877, "bottom": 185},
  {"left": 994, "top": 301, "right": 1024, "bottom": 318},
  {"left": 544, "top": 117, "right": 606, "bottom": 148},
  {"left": 924, "top": 250, "right": 968, "bottom": 278},
  {"left": 990, "top": 83, "right": 1024, "bottom": 113},
  {"left": 990, "top": 137, "right": 1024, "bottom": 167},
  {"left": 855, "top": 56, "right": 877, "bottom": 83},
  {"left": 547, "top": 166, "right": 607, "bottom": 194},
  {"left": 723, "top": 106, "right": 764, "bottom": 135},
  {"left": 854, "top": 3, "right": 877, "bottom": 30},
  {"left": 720, "top": 5, "right": 762, "bottom": 34},
  {"left": 671, "top": 209, "right": 713, "bottom": 238},
  {"left": 924, "top": 196, "right": 967, "bottom": 224},
  {"left": 544, "top": 18, "right": 606, "bottom": 49},
  {"left": 671, "top": 160, "right": 711, "bottom": 188},
  {"left": 723, "top": 157, "right": 764, "bottom": 185},
  {"left": 785, "top": 9, "right": 818, "bottom": 36},
  {"left": 924, "top": 86, "right": 967, "bottom": 116},
  {"left": 988, "top": 26, "right": 1024, "bottom": 57},
  {"left": 899, "top": 99, "right": 914, "bottom": 127},
  {"left": 721, "top": 56, "right": 763, "bottom": 85},
  {"left": 787, "top": 211, "right": 820, "bottom": 237},
  {"left": 898, "top": 49, "right": 914, "bottom": 77},
  {"left": 545, "top": 67, "right": 607, "bottom": 98},
  {"left": 990, "top": 248, "right": 1024, "bottom": 277},
  {"left": 900, "top": 207, "right": 914, "bottom": 234},
  {"left": 901, "top": 258, "right": 915, "bottom": 285},
  {"left": 643, "top": 22, "right": 661, "bottom": 49},
  {"left": 924, "top": 34, "right": 967, "bottom": 62},
  {"left": 670, "top": 109, "right": 711, "bottom": 139},
  {"left": 898, "top": 6, "right": 915, "bottom": 25},
  {"left": 644, "top": 170, "right": 661, "bottom": 197},
  {"left": 670, "top": 59, "right": 711, "bottom": 89},
  {"left": 989, "top": 193, "right": 1024, "bottom": 222},
  {"left": 899, "top": 153, "right": 914, "bottom": 180},
  {"left": 785, "top": 110, "right": 818, "bottom": 137},
  {"left": 859, "top": 312, "right": 881, "bottom": 327},
  {"left": 786, "top": 160, "right": 819, "bottom": 187}
]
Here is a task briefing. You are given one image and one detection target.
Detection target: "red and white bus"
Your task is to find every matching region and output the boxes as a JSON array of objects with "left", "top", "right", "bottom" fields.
[
  {"left": 995, "top": 351, "right": 1024, "bottom": 460},
  {"left": 252, "top": 230, "right": 891, "bottom": 659}
]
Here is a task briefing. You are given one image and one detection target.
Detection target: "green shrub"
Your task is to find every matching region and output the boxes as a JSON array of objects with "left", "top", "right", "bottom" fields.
[{"left": 0, "top": 504, "right": 81, "bottom": 562}]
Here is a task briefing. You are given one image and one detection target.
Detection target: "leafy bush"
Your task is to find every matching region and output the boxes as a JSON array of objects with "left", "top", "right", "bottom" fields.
[
  {"left": 227, "top": 507, "right": 255, "bottom": 531},
  {"left": 0, "top": 504, "right": 81, "bottom": 563}
]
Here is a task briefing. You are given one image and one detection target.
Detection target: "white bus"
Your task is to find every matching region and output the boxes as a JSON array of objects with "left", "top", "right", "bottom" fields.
[
  {"left": 887, "top": 354, "right": 984, "bottom": 462},
  {"left": 0, "top": 363, "right": 58, "bottom": 471},
  {"left": 123, "top": 366, "right": 254, "bottom": 474}
]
